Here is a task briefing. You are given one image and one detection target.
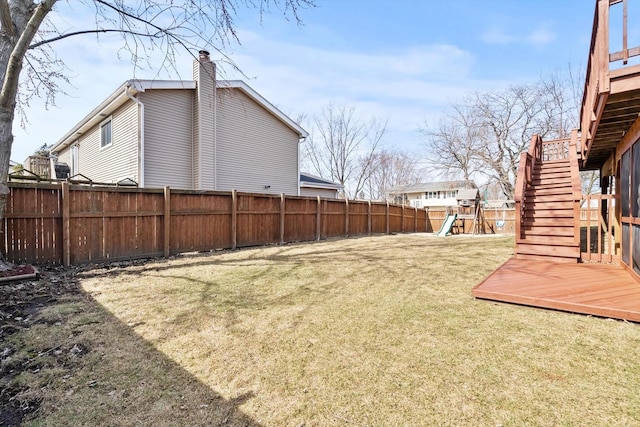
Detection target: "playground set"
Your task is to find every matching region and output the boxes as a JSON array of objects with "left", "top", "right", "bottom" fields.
[{"left": 436, "top": 188, "right": 485, "bottom": 236}]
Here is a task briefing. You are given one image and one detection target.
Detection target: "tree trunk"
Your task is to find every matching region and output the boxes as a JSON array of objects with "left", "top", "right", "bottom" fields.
[{"left": 0, "top": 0, "right": 56, "bottom": 237}]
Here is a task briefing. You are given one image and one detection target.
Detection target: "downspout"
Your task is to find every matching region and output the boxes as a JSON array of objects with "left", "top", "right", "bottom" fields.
[
  {"left": 48, "top": 152, "right": 56, "bottom": 179},
  {"left": 214, "top": 81, "right": 217, "bottom": 190},
  {"left": 125, "top": 86, "right": 144, "bottom": 187},
  {"left": 297, "top": 137, "right": 306, "bottom": 196}
]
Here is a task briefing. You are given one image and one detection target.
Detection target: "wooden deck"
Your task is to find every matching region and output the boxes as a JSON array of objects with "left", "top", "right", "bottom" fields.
[{"left": 472, "top": 258, "right": 640, "bottom": 322}]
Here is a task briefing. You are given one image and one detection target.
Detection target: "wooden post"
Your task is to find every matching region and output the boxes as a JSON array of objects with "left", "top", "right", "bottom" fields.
[
  {"left": 163, "top": 186, "right": 171, "bottom": 257},
  {"left": 316, "top": 196, "right": 321, "bottom": 241},
  {"left": 367, "top": 200, "right": 372, "bottom": 235},
  {"left": 414, "top": 207, "right": 418, "bottom": 232},
  {"left": 279, "top": 193, "right": 285, "bottom": 244},
  {"left": 62, "top": 182, "right": 70, "bottom": 267},
  {"left": 425, "top": 208, "right": 429, "bottom": 233},
  {"left": 586, "top": 195, "right": 591, "bottom": 262},
  {"left": 401, "top": 204, "right": 405, "bottom": 233},
  {"left": 345, "top": 198, "right": 349, "bottom": 237},
  {"left": 231, "top": 189, "right": 237, "bottom": 250},
  {"left": 385, "top": 201, "right": 390, "bottom": 235},
  {"left": 623, "top": 0, "right": 628, "bottom": 64}
]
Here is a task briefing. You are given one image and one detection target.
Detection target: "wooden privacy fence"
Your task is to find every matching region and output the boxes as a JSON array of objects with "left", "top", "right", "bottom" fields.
[{"left": 4, "top": 182, "right": 433, "bottom": 266}]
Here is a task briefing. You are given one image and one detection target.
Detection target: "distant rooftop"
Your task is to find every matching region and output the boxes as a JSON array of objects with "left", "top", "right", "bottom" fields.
[{"left": 389, "top": 180, "right": 477, "bottom": 194}]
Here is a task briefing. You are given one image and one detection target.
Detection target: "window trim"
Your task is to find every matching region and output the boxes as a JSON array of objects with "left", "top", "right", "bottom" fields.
[{"left": 100, "top": 116, "right": 113, "bottom": 149}]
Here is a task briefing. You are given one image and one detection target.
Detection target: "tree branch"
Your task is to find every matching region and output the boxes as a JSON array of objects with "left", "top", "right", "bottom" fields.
[
  {"left": 29, "top": 28, "right": 164, "bottom": 49},
  {"left": 0, "top": 0, "right": 12, "bottom": 36},
  {"left": 0, "top": 0, "right": 56, "bottom": 110}
]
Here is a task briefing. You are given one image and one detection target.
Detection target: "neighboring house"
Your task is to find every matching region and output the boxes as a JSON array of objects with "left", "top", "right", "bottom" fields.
[
  {"left": 388, "top": 180, "right": 478, "bottom": 209},
  {"left": 299, "top": 172, "right": 343, "bottom": 199},
  {"left": 50, "top": 51, "right": 308, "bottom": 195}
]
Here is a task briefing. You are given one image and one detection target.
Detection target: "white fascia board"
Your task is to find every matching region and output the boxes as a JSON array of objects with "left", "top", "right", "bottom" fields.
[
  {"left": 128, "top": 79, "right": 196, "bottom": 91},
  {"left": 218, "top": 80, "right": 309, "bottom": 138},
  {"left": 51, "top": 81, "right": 130, "bottom": 153}
]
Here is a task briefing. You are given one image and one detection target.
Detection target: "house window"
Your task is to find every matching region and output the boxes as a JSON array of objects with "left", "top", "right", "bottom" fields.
[
  {"left": 426, "top": 191, "right": 438, "bottom": 199},
  {"left": 446, "top": 190, "right": 456, "bottom": 198},
  {"left": 100, "top": 118, "right": 112, "bottom": 148}
]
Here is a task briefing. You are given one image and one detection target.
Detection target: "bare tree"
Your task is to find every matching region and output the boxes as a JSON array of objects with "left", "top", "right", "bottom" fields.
[
  {"left": 423, "top": 82, "right": 562, "bottom": 200},
  {"left": 0, "top": 0, "right": 314, "bottom": 251},
  {"left": 472, "top": 84, "right": 553, "bottom": 199},
  {"left": 303, "top": 103, "right": 387, "bottom": 199},
  {"left": 365, "top": 150, "right": 422, "bottom": 200},
  {"left": 421, "top": 102, "right": 484, "bottom": 182},
  {"left": 540, "top": 67, "right": 601, "bottom": 195}
]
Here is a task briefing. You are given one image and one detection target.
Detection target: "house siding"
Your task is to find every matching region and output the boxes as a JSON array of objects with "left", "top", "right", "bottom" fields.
[
  {"left": 140, "top": 90, "right": 194, "bottom": 189},
  {"left": 55, "top": 100, "right": 138, "bottom": 183},
  {"left": 216, "top": 88, "right": 299, "bottom": 195},
  {"left": 56, "top": 149, "right": 70, "bottom": 167}
]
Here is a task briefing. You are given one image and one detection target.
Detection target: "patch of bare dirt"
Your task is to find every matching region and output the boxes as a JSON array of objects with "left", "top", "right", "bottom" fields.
[{"left": 0, "top": 266, "right": 73, "bottom": 426}]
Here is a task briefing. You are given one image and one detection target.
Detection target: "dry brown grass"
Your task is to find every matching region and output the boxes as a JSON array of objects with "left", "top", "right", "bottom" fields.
[{"left": 9, "top": 234, "right": 640, "bottom": 425}]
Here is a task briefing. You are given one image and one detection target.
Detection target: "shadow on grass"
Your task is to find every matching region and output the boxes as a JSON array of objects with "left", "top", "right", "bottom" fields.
[{"left": 0, "top": 271, "right": 262, "bottom": 427}]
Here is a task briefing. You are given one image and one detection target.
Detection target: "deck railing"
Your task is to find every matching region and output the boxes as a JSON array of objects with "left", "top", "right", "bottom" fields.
[
  {"left": 514, "top": 134, "right": 576, "bottom": 241},
  {"left": 568, "top": 130, "right": 583, "bottom": 248},
  {"left": 581, "top": 193, "right": 619, "bottom": 263},
  {"left": 514, "top": 135, "right": 542, "bottom": 239},
  {"left": 580, "top": 0, "right": 640, "bottom": 161}
]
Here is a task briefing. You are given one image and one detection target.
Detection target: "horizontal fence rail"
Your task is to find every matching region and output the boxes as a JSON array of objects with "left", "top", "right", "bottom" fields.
[
  {"left": 4, "top": 183, "right": 545, "bottom": 266},
  {"left": 3, "top": 183, "right": 441, "bottom": 266}
]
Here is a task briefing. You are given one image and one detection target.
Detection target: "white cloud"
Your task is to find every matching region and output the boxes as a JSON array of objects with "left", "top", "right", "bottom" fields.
[
  {"left": 481, "top": 28, "right": 517, "bottom": 45},
  {"left": 12, "top": 24, "right": 501, "bottom": 164},
  {"left": 481, "top": 24, "right": 556, "bottom": 48},
  {"left": 527, "top": 27, "right": 556, "bottom": 47}
]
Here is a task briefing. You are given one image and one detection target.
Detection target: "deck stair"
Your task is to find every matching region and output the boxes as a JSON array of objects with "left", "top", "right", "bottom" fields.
[{"left": 514, "top": 134, "right": 581, "bottom": 263}]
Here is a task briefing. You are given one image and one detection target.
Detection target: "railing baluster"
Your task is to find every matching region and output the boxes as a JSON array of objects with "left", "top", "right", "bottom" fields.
[{"left": 623, "top": 0, "right": 628, "bottom": 64}]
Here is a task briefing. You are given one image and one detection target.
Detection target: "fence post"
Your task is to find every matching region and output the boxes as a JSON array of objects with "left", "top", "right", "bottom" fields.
[
  {"left": 401, "top": 204, "right": 405, "bottom": 233},
  {"left": 280, "top": 193, "right": 285, "bottom": 244},
  {"left": 425, "top": 208, "right": 429, "bottom": 233},
  {"left": 345, "top": 198, "right": 349, "bottom": 237},
  {"left": 316, "top": 196, "right": 321, "bottom": 241},
  {"left": 231, "top": 189, "right": 237, "bottom": 250},
  {"left": 164, "top": 186, "right": 171, "bottom": 257},
  {"left": 62, "top": 182, "right": 70, "bottom": 267},
  {"left": 367, "top": 200, "right": 372, "bottom": 235},
  {"left": 386, "top": 201, "right": 390, "bottom": 235},
  {"left": 414, "top": 207, "right": 418, "bottom": 232}
]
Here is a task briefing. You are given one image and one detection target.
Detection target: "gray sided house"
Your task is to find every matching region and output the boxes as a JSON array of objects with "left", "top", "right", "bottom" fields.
[
  {"left": 299, "top": 172, "right": 343, "bottom": 199},
  {"left": 50, "top": 51, "right": 308, "bottom": 195},
  {"left": 389, "top": 180, "right": 478, "bottom": 209}
]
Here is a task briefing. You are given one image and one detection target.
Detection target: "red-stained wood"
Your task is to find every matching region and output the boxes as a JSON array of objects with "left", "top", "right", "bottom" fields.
[{"left": 472, "top": 258, "right": 640, "bottom": 322}]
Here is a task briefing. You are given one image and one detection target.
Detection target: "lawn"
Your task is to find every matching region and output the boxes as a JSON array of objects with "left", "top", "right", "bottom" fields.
[{"left": 4, "top": 234, "right": 640, "bottom": 426}]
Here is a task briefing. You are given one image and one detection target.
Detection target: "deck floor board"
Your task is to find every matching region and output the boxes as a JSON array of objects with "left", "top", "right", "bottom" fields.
[{"left": 472, "top": 258, "right": 640, "bottom": 322}]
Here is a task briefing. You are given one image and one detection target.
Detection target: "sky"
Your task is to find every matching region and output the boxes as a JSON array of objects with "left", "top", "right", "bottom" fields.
[{"left": 11, "top": 0, "right": 608, "bottom": 167}]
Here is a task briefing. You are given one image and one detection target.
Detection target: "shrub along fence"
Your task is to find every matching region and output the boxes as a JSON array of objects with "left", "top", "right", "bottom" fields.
[{"left": 3, "top": 182, "right": 436, "bottom": 266}]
